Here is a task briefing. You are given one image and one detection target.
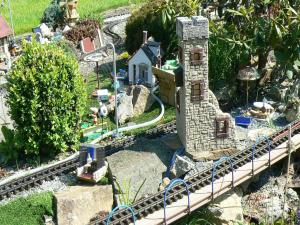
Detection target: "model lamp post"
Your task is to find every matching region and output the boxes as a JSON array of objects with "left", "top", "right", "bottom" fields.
[
  {"left": 107, "top": 43, "right": 119, "bottom": 137},
  {"left": 237, "top": 66, "right": 260, "bottom": 106},
  {"left": 83, "top": 53, "right": 103, "bottom": 90}
]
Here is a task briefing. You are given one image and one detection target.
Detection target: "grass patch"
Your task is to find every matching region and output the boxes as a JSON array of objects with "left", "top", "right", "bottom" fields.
[
  {"left": 0, "top": 0, "right": 144, "bottom": 35},
  {"left": 0, "top": 192, "right": 53, "bottom": 225}
]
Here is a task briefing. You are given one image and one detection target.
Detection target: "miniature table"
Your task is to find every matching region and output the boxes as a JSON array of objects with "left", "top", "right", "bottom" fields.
[{"left": 84, "top": 53, "right": 103, "bottom": 89}]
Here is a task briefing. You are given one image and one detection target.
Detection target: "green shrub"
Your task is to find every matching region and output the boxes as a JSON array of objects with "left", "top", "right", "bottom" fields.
[
  {"left": 0, "top": 126, "right": 23, "bottom": 164},
  {"left": 126, "top": 0, "right": 203, "bottom": 58},
  {"left": 7, "top": 40, "right": 86, "bottom": 156},
  {"left": 125, "top": 0, "right": 176, "bottom": 58},
  {"left": 41, "top": 0, "right": 64, "bottom": 29}
]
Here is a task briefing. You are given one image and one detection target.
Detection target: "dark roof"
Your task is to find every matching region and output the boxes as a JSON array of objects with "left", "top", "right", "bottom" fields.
[
  {"left": 0, "top": 16, "right": 13, "bottom": 39},
  {"left": 141, "top": 40, "right": 163, "bottom": 65}
]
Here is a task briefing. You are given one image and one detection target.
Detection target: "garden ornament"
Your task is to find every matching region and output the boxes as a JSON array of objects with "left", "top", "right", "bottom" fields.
[
  {"left": 90, "top": 107, "right": 98, "bottom": 125},
  {"left": 98, "top": 102, "right": 108, "bottom": 118},
  {"left": 237, "top": 66, "right": 260, "bottom": 106}
]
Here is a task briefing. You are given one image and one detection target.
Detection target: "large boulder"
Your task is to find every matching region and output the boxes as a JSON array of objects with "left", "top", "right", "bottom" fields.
[
  {"left": 54, "top": 185, "right": 113, "bottom": 225},
  {"left": 208, "top": 189, "right": 244, "bottom": 224},
  {"left": 170, "top": 155, "right": 195, "bottom": 178},
  {"left": 286, "top": 107, "right": 300, "bottom": 123},
  {"left": 117, "top": 94, "right": 134, "bottom": 124},
  {"left": 247, "top": 127, "right": 276, "bottom": 142},
  {"left": 242, "top": 176, "right": 299, "bottom": 221},
  {"left": 128, "top": 85, "right": 155, "bottom": 117},
  {"left": 184, "top": 160, "right": 213, "bottom": 179},
  {"left": 107, "top": 150, "right": 167, "bottom": 202}
]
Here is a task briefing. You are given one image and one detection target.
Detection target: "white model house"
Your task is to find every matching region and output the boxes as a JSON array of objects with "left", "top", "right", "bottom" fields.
[
  {"left": 0, "top": 16, "right": 13, "bottom": 57},
  {"left": 128, "top": 31, "right": 162, "bottom": 87}
]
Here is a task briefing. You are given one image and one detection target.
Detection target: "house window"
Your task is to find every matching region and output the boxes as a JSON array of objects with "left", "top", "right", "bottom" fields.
[
  {"left": 191, "top": 80, "right": 205, "bottom": 102},
  {"left": 176, "top": 90, "right": 180, "bottom": 112},
  {"left": 178, "top": 46, "right": 183, "bottom": 64},
  {"left": 216, "top": 117, "right": 230, "bottom": 138},
  {"left": 190, "top": 48, "right": 204, "bottom": 65}
]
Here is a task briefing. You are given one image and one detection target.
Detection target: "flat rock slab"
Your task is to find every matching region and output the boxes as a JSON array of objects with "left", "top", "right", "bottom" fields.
[
  {"left": 54, "top": 185, "right": 113, "bottom": 225},
  {"left": 107, "top": 137, "right": 174, "bottom": 202}
]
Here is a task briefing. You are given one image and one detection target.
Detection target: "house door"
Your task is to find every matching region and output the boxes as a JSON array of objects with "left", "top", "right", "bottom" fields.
[{"left": 139, "top": 64, "right": 148, "bottom": 83}]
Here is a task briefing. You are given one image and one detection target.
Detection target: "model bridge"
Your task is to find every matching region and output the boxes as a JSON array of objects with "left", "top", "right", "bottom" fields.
[{"left": 92, "top": 120, "right": 300, "bottom": 225}]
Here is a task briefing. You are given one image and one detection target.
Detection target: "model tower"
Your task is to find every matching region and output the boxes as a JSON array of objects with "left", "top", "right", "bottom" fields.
[{"left": 175, "top": 16, "right": 236, "bottom": 160}]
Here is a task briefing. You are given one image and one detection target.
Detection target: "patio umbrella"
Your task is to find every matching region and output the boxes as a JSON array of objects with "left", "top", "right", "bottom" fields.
[{"left": 237, "top": 66, "right": 260, "bottom": 106}]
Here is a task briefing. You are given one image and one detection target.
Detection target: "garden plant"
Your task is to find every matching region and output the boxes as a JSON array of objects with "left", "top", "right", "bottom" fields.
[{"left": 3, "top": 40, "right": 86, "bottom": 159}]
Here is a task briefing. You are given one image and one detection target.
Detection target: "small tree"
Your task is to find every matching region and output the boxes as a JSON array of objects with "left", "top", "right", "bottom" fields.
[
  {"left": 7, "top": 41, "right": 86, "bottom": 156},
  {"left": 41, "top": 0, "right": 64, "bottom": 29}
]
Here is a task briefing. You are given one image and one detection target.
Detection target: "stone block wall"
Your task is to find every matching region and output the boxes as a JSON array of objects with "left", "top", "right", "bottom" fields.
[{"left": 175, "top": 16, "right": 236, "bottom": 160}]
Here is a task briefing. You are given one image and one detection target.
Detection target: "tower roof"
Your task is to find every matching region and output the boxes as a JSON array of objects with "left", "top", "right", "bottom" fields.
[{"left": 0, "top": 16, "right": 13, "bottom": 39}]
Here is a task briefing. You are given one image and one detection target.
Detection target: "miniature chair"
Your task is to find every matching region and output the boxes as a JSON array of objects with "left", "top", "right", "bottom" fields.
[{"left": 80, "top": 37, "right": 96, "bottom": 54}]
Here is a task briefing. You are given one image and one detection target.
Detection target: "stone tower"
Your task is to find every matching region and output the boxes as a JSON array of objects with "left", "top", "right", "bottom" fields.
[{"left": 175, "top": 16, "right": 236, "bottom": 160}]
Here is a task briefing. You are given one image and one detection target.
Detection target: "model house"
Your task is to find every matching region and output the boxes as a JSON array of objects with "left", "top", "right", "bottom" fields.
[
  {"left": 0, "top": 16, "right": 13, "bottom": 57},
  {"left": 175, "top": 16, "right": 236, "bottom": 160},
  {"left": 128, "top": 31, "right": 162, "bottom": 87}
]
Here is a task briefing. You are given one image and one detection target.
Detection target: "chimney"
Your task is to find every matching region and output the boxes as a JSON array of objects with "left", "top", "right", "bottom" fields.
[{"left": 143, "top": 31, "right": 148, "bottom": 44}]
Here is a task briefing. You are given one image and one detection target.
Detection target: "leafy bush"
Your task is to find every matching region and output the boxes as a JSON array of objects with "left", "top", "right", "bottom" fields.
[
  {"left": 0, "top": 126, "right": 23, "bottom": 163},
  {"left": 6, "top": 40, "right": 86, "bottom": 156},
  {"left": 56, "top": 40, "right": 78, "bottom": 59},
  {"left": 64, "top": 19, "right": 101, "bottom": 44},
  {"left": 41, "top": 0, "right": 64, "bottom": 29},
  {"left": 125, "top": 0, "right": 198, "bottom": 58},
  {"left": 208, "top": 21, "right": 249, "bottom": 91}
]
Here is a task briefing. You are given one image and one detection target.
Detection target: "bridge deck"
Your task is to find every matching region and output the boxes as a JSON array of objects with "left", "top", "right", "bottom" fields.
[{"left": 134, "top": 134, "right": 300, "bottom": 225}]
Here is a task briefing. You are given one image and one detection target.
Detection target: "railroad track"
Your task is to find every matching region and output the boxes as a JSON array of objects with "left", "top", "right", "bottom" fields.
[
  {"left": 0, "top": 121, "right": 176, "bottom": 200},
  {"left": 90, "top": 120, "right": 300, "bottom": 225},
  {"left": 0, "top": 156, "right": 80, "bottom": 200},
  {"left": 102, "top": 21, "right": 123, "bottom": 47}
]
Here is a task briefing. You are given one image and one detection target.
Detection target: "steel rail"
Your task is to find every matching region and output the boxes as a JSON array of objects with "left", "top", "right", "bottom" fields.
[{"left": 102, "top": 21, "right": 123, "bottom": 47}]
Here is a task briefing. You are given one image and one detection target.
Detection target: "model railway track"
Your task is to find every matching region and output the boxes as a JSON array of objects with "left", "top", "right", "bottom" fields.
[
  {"left": 103, "top": 21, "right": 123, "bottom": 47},
  {"left": 0, "top": 121, "right": 176, "bottom": 200},
  {"left": 91, "top": 120, "right": 300, "bottom": 225},
  {"left": 0, "top": 157, "right": 80, "bottom": 200}
]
